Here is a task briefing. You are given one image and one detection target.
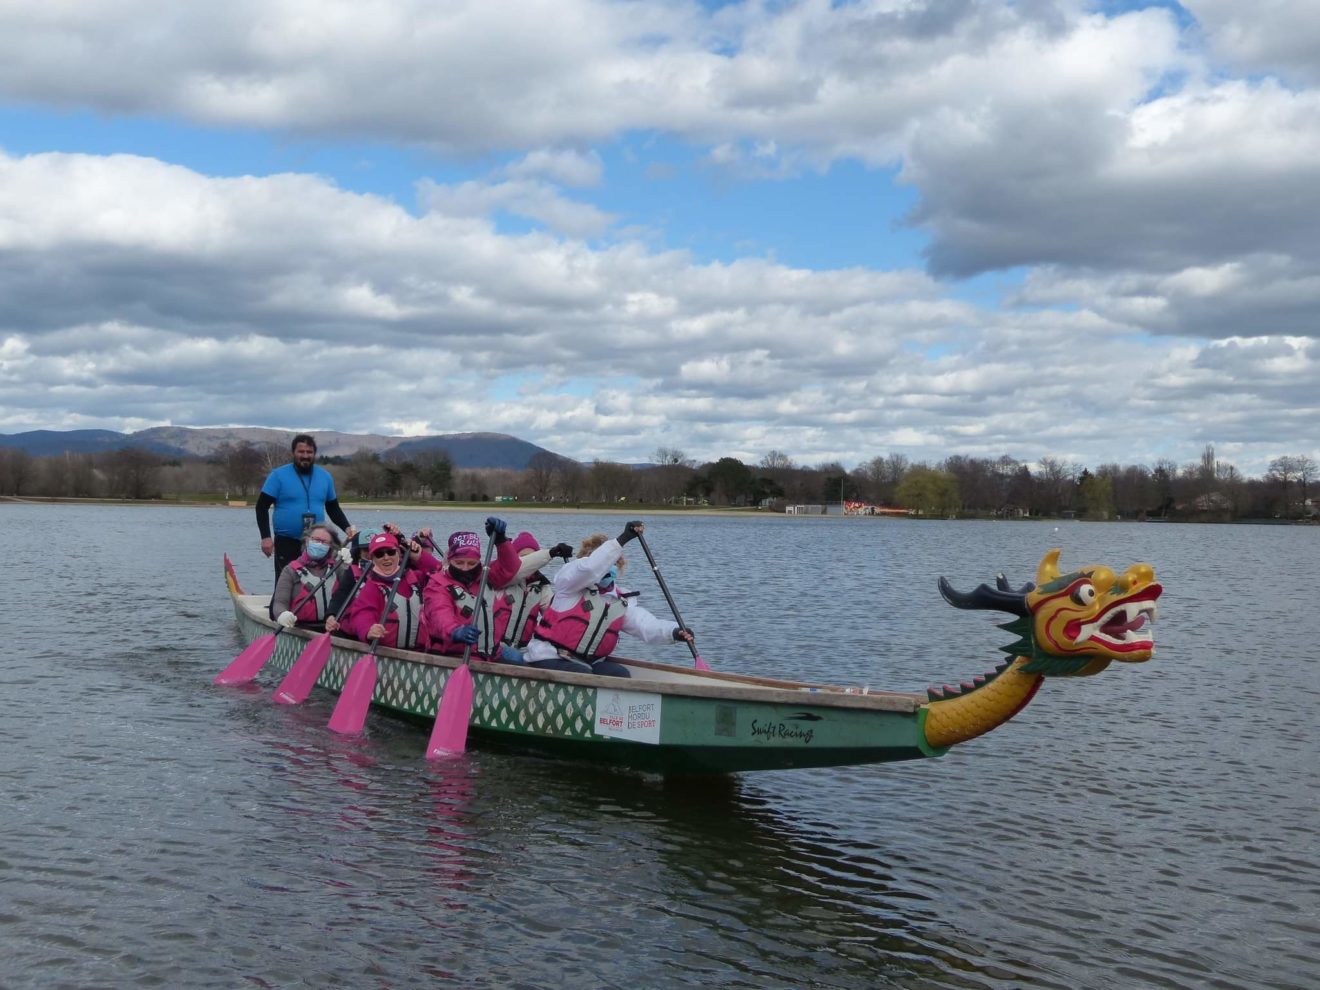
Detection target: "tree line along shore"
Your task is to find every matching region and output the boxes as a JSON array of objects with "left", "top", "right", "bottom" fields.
[{"left": 0, "top": 442, "right": 1315, "bottom": 522}]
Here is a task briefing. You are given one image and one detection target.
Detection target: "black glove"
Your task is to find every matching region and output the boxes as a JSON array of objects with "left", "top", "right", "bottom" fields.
[
  {"left": 672, "top": 626, "right": 694, "bottom": 643},
  {"left": 485, "top": 516, "right": 507, "bottom": 541},
  {"left": 549, "top": 542, "right": 574, "bottom": 560},
  {"left": 618, "top": 520, "right": 643, "bottom": 546}
]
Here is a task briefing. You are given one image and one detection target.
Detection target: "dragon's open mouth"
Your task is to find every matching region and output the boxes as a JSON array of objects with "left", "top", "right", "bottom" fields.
[{"left": 1065, "top": 586, "right": 1161, "bottom": 653}]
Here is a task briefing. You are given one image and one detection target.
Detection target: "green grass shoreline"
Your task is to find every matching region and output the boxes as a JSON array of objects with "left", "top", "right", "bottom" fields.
[{"left": 4, "top": 494, "right": 1312, "bottom": 524}]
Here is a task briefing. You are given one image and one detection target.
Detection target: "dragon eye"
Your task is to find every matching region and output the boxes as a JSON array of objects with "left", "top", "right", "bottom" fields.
[{"left": 1071, "top": 583, "right": 1097, "bottom": 606}]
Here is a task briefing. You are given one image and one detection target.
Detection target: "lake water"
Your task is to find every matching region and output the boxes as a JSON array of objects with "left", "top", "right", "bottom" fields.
[{"left": 1, "top": 504, "right": 1316, "bottom": 989}]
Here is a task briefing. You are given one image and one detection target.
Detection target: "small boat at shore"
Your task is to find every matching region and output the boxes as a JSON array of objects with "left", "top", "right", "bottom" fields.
[{"left": 222, "top": 548, "right": 1161, "bottom": 774}]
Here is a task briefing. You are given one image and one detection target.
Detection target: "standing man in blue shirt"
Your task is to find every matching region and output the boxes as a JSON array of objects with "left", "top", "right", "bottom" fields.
[{"left": 255, "top": 433, "right": 355, "bottom": 583}]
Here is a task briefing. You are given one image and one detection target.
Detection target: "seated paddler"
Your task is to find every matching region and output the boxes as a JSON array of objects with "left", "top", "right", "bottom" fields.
[
  {"left": 270, "top": 524, "right": 343, "bottom": 629},
  {"left": 500, "top": 530, "right": 575, "bottom": 650},
  {"left": 524, "top": 520, "right": 695, "bottom": 678},
  {"left": 336, "top": 532, "right": 439, "bottom": 650},
  {"left": 421, "top": 517, "right": 524, "bottom": 663}
]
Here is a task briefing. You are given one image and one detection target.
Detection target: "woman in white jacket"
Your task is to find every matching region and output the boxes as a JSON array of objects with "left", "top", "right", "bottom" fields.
[{"left": 524, "top": 521, "right": 695, "bottom": 677}]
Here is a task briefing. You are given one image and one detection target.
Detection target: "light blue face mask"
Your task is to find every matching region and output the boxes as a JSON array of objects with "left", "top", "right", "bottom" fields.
[
  {"left": 306, "top": 540, "right": 330, "bottom": 561},
  {"left": 599, "top": 566, "right": 617, "bottom": 588}
]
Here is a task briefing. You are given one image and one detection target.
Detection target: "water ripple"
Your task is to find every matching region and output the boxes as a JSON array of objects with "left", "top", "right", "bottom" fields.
[{"left": 0, "top": 507, "right": 1316, "bottom": 988}]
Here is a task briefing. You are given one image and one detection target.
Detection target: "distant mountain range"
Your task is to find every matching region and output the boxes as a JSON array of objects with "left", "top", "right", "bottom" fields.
[{"left": 0, "top": 427, "right": 575, "bottom": 470}]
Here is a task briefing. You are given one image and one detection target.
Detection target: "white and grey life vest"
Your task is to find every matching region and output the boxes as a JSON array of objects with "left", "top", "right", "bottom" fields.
[
  {"left": 387, "top": 589, "right": 423, "bottom": 650},
  {"left": 446, "top": 581, "right": 504, "bottom": 656},
  {"left": 501, "top": 576, "right": 552, "bottom": 647}
]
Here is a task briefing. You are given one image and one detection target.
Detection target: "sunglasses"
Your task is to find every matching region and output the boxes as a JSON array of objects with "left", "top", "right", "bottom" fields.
[{"left": 371, "top": 548, "right": 399, "bottom": 559}]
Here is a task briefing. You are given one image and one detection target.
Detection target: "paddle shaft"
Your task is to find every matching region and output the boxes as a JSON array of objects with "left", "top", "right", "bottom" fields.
[
  {"left": 461, "top": 533, "right": 500, "bottom": 664},
  {"left": 330, "top": 559, "right": 377, "bottom": 623},
  {"left": 635, "top": 531, "right": 701, "bottom": 665}
]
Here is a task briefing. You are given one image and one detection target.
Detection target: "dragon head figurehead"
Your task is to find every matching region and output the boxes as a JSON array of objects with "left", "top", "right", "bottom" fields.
[
  {"left": 938, "top": 548, "right": 1162, "bottom": 677},
  {"left": 923, "top": 548, "right": 1162, "bottom": 750}
]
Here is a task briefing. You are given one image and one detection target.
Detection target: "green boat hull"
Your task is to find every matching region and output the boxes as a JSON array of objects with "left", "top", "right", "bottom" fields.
[{"left": 231, "top": 592, "right": 941, "bottom": 774}]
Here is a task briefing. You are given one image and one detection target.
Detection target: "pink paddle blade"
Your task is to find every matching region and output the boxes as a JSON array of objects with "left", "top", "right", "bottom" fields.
[
  {"left": 693, "top": 654, "right": 712, "bottom": 671},
  {"left": 214, "top": 633, "right": 277, "bottom": 685},
  {"left": 327, "top": 655, "right": 377, "bottom": 734},
  {"left": 273, "top": 633, "right": 333, "bottom": 704},
  {"left": 426, "top": 664, "right": 474, "bottom": 758}
]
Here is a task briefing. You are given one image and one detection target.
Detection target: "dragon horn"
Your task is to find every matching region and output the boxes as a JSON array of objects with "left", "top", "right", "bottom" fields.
[
  {"left": 938, "top": 577, "right": 1030, "bottom": 617},
  {"left": 1036, "top": 548, "right": 1063, "bottom": 585},
  {"left": 995, "top": 572, "right": 1036, "bottom": 595}
]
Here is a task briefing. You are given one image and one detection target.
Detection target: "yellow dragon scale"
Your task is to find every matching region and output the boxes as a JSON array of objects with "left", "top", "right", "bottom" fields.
[{"left": 923, "top": 658, "right": 1042, "bottom": 748}]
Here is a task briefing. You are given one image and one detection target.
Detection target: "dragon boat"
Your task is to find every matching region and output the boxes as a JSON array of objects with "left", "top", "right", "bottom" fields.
[{"left": 222, "top": 549, "right": 1161, "bottom": 774}]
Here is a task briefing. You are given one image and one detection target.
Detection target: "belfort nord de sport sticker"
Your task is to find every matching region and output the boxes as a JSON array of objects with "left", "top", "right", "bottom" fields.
[{"left": 594, "top": 689, "right": 661, "bottom": 744}]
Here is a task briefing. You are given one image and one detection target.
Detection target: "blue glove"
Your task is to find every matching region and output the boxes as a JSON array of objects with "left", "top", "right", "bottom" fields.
[
  {"left": 498, "top": 644, "right": 526, "bottom": 665},
  {"left": 453, "top": 625, "right": 479, "bottom": 645},
  {"left": 485, "top": 516, "right": 507, "bottom": 540}
]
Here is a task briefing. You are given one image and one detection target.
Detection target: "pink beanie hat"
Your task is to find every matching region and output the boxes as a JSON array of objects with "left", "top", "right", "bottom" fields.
[{"left": 511, "top": 532, "right": 540, "bottom": 555}]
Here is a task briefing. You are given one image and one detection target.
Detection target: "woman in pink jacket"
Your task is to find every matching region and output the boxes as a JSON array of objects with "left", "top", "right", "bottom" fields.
[
  {"left": 421, "top": 517, "right": 523, "bottom": 662},
  {"left": 338, "top": 532, "right": 440, "bottom": 650}
]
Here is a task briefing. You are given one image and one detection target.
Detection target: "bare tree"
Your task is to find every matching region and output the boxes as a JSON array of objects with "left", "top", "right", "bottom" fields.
[
  {"left": 587, "top": 460, "right": 636, "bottom": 502},
  {"left": 217, "top": 441, "right": 266, "bottom": 497},
  {"left": 1296, "top": 455, "right": 1317, "bottom": 506},
  {"left": 344, "top": 449, "right": 387, "bottom": 497},
  {"left": 1268, "top": 455, "right": 1298, "bottom": 516},
  {"left": 759, "top": 450, "right": 794, "bottom": 470},
  {"left": 636, "top": 462, "right": 697, "bottom": 503},
  {"left": 652, "top": 446, "right": 695, "bottom": 468},
  {"left": 0, "top": 448, "right": 35, "bottom": 496},
  {"left": 1037, "top": 456, "right": 1079, "bottom": 515},
  {"left": 104, "top": 447, "right": 162, "bottom": 499},
  {"left": 556, "top": 459, "right": 584, "bottom": 502},
  {"left": 524, "top": 452, "right": 559, "bottom": 501},
  {"left": 941, "top": 455, "right": 996, "bottom": 513}
]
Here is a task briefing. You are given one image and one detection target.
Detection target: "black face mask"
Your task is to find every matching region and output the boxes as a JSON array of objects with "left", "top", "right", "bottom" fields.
[{"left": 449, "top": 563, "right": 480, "bottom": 584}]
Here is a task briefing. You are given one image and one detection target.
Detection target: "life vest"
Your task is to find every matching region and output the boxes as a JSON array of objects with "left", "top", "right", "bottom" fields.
[
  {"left": 365, "top": 573, "right": 423, "bottom": 650},
  {"left": 501, "top": 574, "right": 552, "bottom": 647},
  {"left": 385, "top": 583, "right": 423, "bottom": 650},
  {"left": 288, "top": 557, "right": 336, "bottom": 622},
  {"left": 443, "top": 576, "right": 509, "bottom": 657},
  {"left": 533, "top": 586, "right": 630, "bottom": 660}
]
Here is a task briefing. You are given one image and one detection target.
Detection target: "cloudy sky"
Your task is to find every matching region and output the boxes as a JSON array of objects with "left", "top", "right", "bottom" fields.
[{"left": 1, "top": 0, "right": 1317, "bottom": 475}]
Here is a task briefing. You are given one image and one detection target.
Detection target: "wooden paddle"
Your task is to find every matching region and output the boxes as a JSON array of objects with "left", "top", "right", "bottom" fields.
[
  {"left": 273, "top": 559, "right": 376, "bottom": 705},
  {"left": 426, "top": 530, "right": 499, "bottom": 758},
  {"left": 327, "top": 546, "right": 412, "bottom": 734},
  {"left": 214, "top": 557, "right": 345, "bottom": 685},
  {"left": 635, "top": 530, "right": 710, "bottom": 670}
]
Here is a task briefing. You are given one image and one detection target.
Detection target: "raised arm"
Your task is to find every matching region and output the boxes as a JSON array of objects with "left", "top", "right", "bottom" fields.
[{"left": 552, "top": 538, "right": 622, "bottom": 596}]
